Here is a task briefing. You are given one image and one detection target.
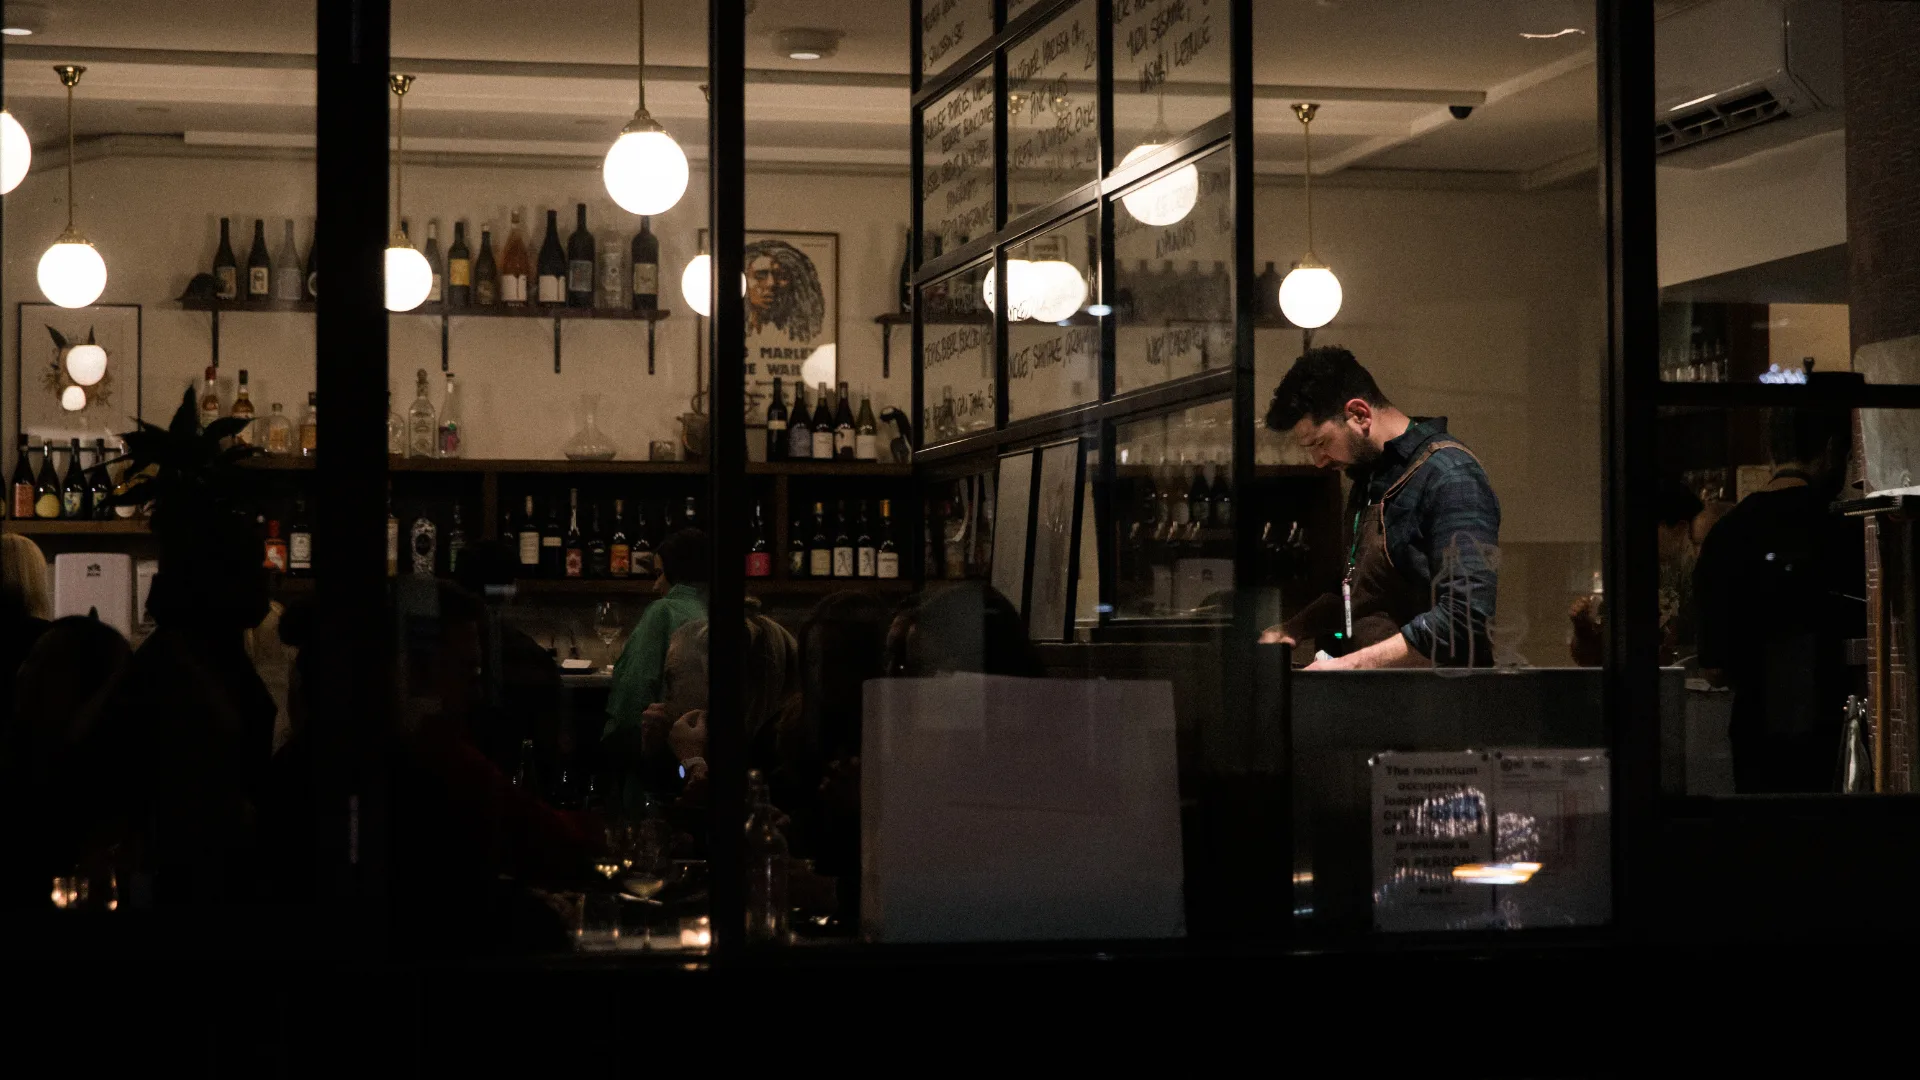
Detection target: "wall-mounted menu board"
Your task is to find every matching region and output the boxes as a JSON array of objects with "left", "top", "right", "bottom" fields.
[
  {"left": 1008, "top": 212, "right": 1100, "bottom": 422},
  {"left": 922, "top": 68, "right": 996, "bottom": 257},
  {"left": 921, "top": 0, "right": 994, "bottom": 77},
  {"left": 921, "top": 259, "right": 996, "bottom": 443},
  {"left": 1111, "top": 0, "right": 1229, "bottom": 160},
  {"left": 1113, "top": 145, "right": 1234, "bottom": 395},
  {"left": 1005, "top": 0, "right": 1100, "bottom": 214}
]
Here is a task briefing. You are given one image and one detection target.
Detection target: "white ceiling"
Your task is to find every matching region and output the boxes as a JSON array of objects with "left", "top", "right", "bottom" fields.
[{"left": 2, "top": 0, "right": 1612, "bottom": 181}]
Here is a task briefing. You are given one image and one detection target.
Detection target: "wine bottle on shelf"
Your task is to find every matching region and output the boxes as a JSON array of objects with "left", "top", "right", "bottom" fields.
[
  {"left": 808, "top": 501, "right": 832, "bottom": 579},
  {"left": 35, "top": 439, "right": 62, "bottom": 519},
  {"left": 289, "top": 499, "right": 313, "bottom": 575},
  {"left": 274, "top": 220, "right": 304, "bottom": 302},
  {"left": 423, "top": 220, "right": 444, "bottom": 305},
  {"left": 263, "top": 519, "right": 288, "bottom": 573},
  {"left": 213, "top": 217, "right": 240, "bottom": 301},
  {"left": 1257, "top": 261, "right": 1284, "bottom": 322},
  {"left": 407, "top": 368, "right": 436, "bottom": 458},
  {"left": 811, "top": 383, "right": 835, "bottom": 460},
  {"left": 1210, "top": 464, "right": 1232, "bottom": 527},
  {"left": 896, "top": 229, "right": 913, "bottom": 313},
  {"left": 788, "top": 512, "right": 807, "bottom": 576},
  {"left": 89, "top": 439, "right": 113, "bottom": 520},
  {"left": 788, "top": 381, "right": 813, "bottom": 460},
  {"left": 876, "top": 499, "right": 900, "bottom": 579},
  {"left": 748, "top": 503, "right": 772, "bottom": 578},
  {"left": 446, "top": 221, "right": 473, "bottom": 307},
  {"left": 61, "top": 438, "right": 85, "bottom": 518},
  {"left": 537, "top": 209, "right": 567, "bottom": 306},
  {"left": 245, "top": 219, "right": 272, "bottom": 300},
  {"left": 682, "top": 496, "right": 699, "bottom": 533},
  {"left": 563, "top": 489, "right": 585, "bottom": 578},
  {"left": 632, "top": 502, "right": 654, "bottom": 579},
  {"left": 303, "top": 230, "right": 318, "bottom": 299},
  {"left": 386, "top": 490, "right": 399, "bottom": 578},
  {"left": 300, "top": 392, "right": 318, "bottom": 457},
  {"left": 855, "top": 391, "right": 879, "bottom": 462},
  {"left": 501, "top": 209, "right": 531, "bottom": 305},
  {"left": 833, "top": 381, "right": 856, "bottom": 460},
  {"left": 446, "top": 503, "right": 467, "bottom": 576},
  {"left": 631, "top": 215, "right": 659, "bottom": 312},
  {"left": 198, "top": 366, "right": 222, "bottom": 432},
  {"left": 1187, "top": 467, "right": 1208, "bottom": 538},
  {"left": 541, "top": 496, "right": 565, "bottom": 578},
  {"left": 566, "top": 203, "right": 595, "bottom": 308},
  {"left": 587, "top": 501, "right": 610, "bottom": 578},
  {"left": 765, "top": 377, "right": 789, "bottom": 462},
  {"left": 856, "top": 501, "right": 877, "bottom": 578},
  {"left": 386, "top": 392, "right": 405, "bottom": 455},
  {"left": 517, "top": 495, "right": 541, "bottom": 571},
  {"left": 410, "top": 514, "right": 437, "bottom": 575},
  {"left": 230, "top": 369, "right": 256, "bottom": 445},
  {"left": 12, "top": 434, "right": 37, "bottom": 518},
  {"left": 609, "top": 498, "right": 631, "bottom": 578},
  {"left": 436, "top": 373, "right": 462, "bottom": 458},
  {"left": 832, "top": 501, "right": 855, "bottom": 578},
  {"left": 473, "top": 226, "right": 499, "bottom": 306}
]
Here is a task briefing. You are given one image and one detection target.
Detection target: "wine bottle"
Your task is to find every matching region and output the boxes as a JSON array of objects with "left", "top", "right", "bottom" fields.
[
  {"left": 682, "top": 495, "right": 700, "bottom": 533},
  {"left": 564, "top": 488, "right": 585, "bottom": 578},
  {"left": 501, "top": 209, "right": 532, "bottom": 305},
  {"left": 407, "top": 368, "right": 436, "bottom": 458},
  {"left": 410, "top": 514, "right": 438, "bottom": 575},
  {"left": 34, "top": 439, "right": 61, "bottom": 519},
  {"left": 263, "top": 519, "right": 288, "bottom": 573},
  {"left": 856, "top": 501, "right": 877, "bottom": 578},
  {"left": 213, "top": 217, "right": 239, "bottom": 300},
  {"left": 447, "top": 503, "right": 467, "bottom": 576},
  {"left": 198, "top": 366, "right": 221, "bottom": 431},
  {"left": 1210, "top": 464, "right": 1233, "bottom": 527},
  {"left": 1187, "top": 466, "right": 1208, "bottom": 533},
  {"left": 473, "top": 226, "right": 499, "bottom": 306},
  {"left": 587, "top": 501, "right": 610, "bottom": 578},
  {"left": 537, "top": 209, "right": 567, "bottom": 306},
  {"left": 855, "top": 391, "right": 879, "bottom": 461},
  {"left": 289, "top": 499, "right": 313, "bottom": 575},
  {"left": 303, "top": 230, "right": 318, "bottom": 299},
  {"left": 89, "top": 439, "right": 113, "bottom": 520},
  {"left": 632, "top": 502, "right": 655, "bottom": 579},
  {"left": 387, "top": 392, "right": 404, "bottom": 455},
  {"left": 876, "top": 499, "right": 900, "bottom": 579},
  {"left": 61, "top": 438, "right": 85, "bottom": 518},
  {"left": 609, "top": 498, "right": 631, "bottom": 578},
  {"left": 810, "top": 383, "right": 835, "bottom": 460},
  {"left": 423, "top": 220, "right": 444, "bottom": 304},
  {"left": 386, "top": 490, "right": 399, "bottom": 578},
  {"left": 748, "top": 503, "right": 772, "bottom": 578},
  {"left": 300, "top": 392, "right": 318, "bottom": 457},
  {"left": 566, "top": 203, "right": 595, "bottom": 308},
  {"left": 808, "top": 502, "right": 832, "bottom": 578},
  {"left": 517, "top": 495, "right": 541, "bottom": 570},
  {"left": 274, "top": 220, "right": 303, "bottom": 302},
  {"left": 833, "top": 381, "right": 856, "bottom": 461},
  {"left": 788, "top": 513, "right": 807, "bottom": 576},
  {"left": 832, "top": 500, "right": 855, "bottom": 578},
  {"left": 897, "top": 229, "right": 913, "bottom": 313},
  {"left": 231, "top": 369, "right": 256, "bottom": 445},
  {"left": 446, "top": 221, "right": 473, "bottom": 307},
  {"left": 436, "top": 372, "right": 461, "bottom": 458},
  {"left": 246, "top": 219, "right": 272, "bottom": 300},
  {"left": 630, "top": 215, "right": 659, "bottom": 311},
  {"left": 765, "top": 377, "right": 789, "bottom": 462},
  {"left": 12, "top": 434, "right": 37, "bottom": 518},
  {"left": 788, "top": 381, "right": 813, "bottom": 460},
  {"left": 541, "top": 496, "right": 565, "bottom": 578}
]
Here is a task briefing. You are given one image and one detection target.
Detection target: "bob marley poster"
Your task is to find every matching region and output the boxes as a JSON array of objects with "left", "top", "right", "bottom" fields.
[{"left": 741, "top": 230, "right": 837, "bottom": 413}]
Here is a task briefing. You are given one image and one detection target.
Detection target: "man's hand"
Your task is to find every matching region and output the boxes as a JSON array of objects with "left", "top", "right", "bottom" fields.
[
  {"left": 669, "top": 709, "right": 708, "bottom": 764},
  {"left": 1259, "top": 626, "right": 1297, "bottom": 646},
  {"left": 640, "top": 702, "right": 672, "bottom": 754},
  {"left": 1305, "top": 634, "right": 1423, "bottom": 671}
]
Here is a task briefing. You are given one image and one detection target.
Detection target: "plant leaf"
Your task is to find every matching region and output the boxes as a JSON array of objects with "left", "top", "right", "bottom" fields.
[
  {"left": 47, "top": 326, "right": 68, "bottom": 350},
  {"left": 203, "top": 416, "right": 252, "bottom": 442}
]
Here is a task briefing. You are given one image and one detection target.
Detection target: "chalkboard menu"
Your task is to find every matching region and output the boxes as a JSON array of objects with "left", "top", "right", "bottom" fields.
[
  {"left": 1009, "top": 213, "right": 1100, "bottom": 422},
  {"left": 1111, "top": 0, "right": 1229, "bottom": 163},
  {"left": 921, "top": 69, "right": 996, "bottom": 257},
  {"left": 1005, "top": 0, "right": 1100, "bottom": 212},
  {"left": 921, "top": 0, "right": 993, "bottom": 77},
  {"left": 1113, "top": 145, "right": 1234, "bottom": 394},
  {"left": 921, "top": 260, "right": 996, "bottom": 443}
]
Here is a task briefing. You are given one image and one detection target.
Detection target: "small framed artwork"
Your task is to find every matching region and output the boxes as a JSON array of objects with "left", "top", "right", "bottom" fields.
[
  {"left": 990, "top": 449, "right": 1037, "bottom": 616},
  {"left": 698, "top": 228, "right": 839, "bottom": 417},
  {"left": 14, "top": 302, "right": 143, "bottom": 441},
  {"left": 1028, "top": 438, "right": 1088, "bottom": 643}
]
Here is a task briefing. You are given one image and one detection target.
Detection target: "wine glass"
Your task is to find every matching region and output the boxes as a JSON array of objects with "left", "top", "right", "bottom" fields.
[{"left": 594, "top": 601, "right": 622, "bottom": 666}]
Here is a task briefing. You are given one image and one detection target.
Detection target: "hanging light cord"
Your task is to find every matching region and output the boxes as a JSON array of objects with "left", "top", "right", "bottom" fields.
[
  {"left": 391, "top": 74, "right": 413, "bottom": 238},
  {"left": 1296, "top": 103, "right": 1318, "bottom": 258},
  {"left": 636, "top": 0, "right": 647, "bottom": 112},
  {"left": 64, "top": 79, "right": 74, "bottom": 230}
]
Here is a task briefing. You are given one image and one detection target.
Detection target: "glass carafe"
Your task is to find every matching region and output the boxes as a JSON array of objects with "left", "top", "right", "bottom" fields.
[{"left": 563, "top": 392, "right": 617, "bottom": 460}]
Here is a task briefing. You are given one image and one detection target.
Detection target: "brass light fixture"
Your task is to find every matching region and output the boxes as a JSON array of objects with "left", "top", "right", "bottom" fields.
[
  {"left": 37, "top": 65, "right": 106, "bottom": 309},
  {"left": 1277, "top": 103, "right": 1343, "bottom": 329}
]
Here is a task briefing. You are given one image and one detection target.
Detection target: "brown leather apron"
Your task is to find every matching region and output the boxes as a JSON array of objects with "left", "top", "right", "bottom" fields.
[{"left": 1343, "top": 440, "right": 1476, "bottom": 650}]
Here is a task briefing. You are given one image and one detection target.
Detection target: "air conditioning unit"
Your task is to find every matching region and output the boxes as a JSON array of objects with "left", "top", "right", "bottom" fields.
[{"left": 1655, "top": 0, "right": 1842, "bottom": 167}]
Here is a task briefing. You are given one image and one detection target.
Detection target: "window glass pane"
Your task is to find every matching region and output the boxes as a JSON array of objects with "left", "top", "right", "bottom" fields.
[
  {"left": 1007, "top": 214, "right": 1101, "bottom": 422},
  {"left": 1005, "top": 0, "right": 1100, "bottom": 214},
  {"left": 921, "top": 260, "right": 997, "bottom": 443},
  {"left": 922, "top": 0, "right": 995, "bottom": 78},
  {"left": 1111, "top": 400, "right": 1234, "bottom": 621},
  {"left": 1112, "top": 0, "right": 1230, "bottom": 161},
  {"left": 921, "top": 68, "right": 997, "bottom": 256},
  {"left": 1114, "top": 145, "right": 1233, "bottom": 395}
]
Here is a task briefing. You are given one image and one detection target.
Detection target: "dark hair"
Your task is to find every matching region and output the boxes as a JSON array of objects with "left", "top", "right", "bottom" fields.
[
  {"left": 657, "top": 527, "right": 712, "bottom": 584},
  {"left": 1655, "top": 480, "right": 1704, "bottom": 528},
  {"left": 795, "top": 592, "right": 892, "bottom": 762},
  {"left": 1768, "top": 407, "right": 1851, "bottom": 469},
  {"left": 887, "top": 582, "right": 1045, "bottom": 678},
  {"left": 1264, "top": 346, "right": 1389, "bottom": 432}
]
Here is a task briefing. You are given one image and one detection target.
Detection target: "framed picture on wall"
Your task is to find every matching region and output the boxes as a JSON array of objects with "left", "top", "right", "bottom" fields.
[
  {"left": 698, "top": 228, "right": 839, "bottom": 416},
  {"left": 990, "top": 449, "right": 1037, "bottom": 616},
  {"left": 1028, "top": 438, "right": 1087, "bottom": 643},
  {"left": 14, "top": 302, "right": 143, "bottom": 442}
]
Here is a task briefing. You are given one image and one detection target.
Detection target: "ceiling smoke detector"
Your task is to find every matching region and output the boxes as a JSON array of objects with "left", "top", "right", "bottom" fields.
[
  {"left": 4, "top": 3, "right": 50, "bottom": 36},
  {"left": 774, "top": 27, "right": 841, "bottom": 61}
]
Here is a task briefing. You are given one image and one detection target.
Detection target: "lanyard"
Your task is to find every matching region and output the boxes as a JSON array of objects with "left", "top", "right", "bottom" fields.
[{"left": 1342, "top": 503, "right": 1368, "bottom": 640}]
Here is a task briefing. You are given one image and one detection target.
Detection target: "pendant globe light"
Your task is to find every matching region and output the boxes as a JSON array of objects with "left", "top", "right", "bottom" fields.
[
  {"left": 603, "top": 0, "right": 689, "bottom": 216},
  {"left": 1278, "top": 103, "right": 1343, "bottom": 330},
  {"left": 37, "top": 66, "right": 106, "bottom": 309},
  {"left": 1117, "top": 95, "right": 1197, "bottom": 228},
  {"left": 0, "top": 109, "right": 30, "bottom": 194},
  {"left": 384, "top": 74, "right": 432, "bottom": 312}
]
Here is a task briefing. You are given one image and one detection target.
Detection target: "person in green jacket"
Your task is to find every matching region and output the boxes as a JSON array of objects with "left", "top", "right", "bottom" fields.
[{"left": 603, "top": 528, "right": 709, "bottom": 813}]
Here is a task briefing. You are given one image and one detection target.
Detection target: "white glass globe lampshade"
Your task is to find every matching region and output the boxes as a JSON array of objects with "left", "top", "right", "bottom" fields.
[
  {"left": 65, "top": 342, "right": 108, "bottom": 386},
  {"left": 1027, "top": 260, "right": 1088, "bottom": 322},
  {"left": 60, "top": 384, "right": 86, "bottom": 412},
  {"left": 38, "top": 236, "right": 107, "bottom": 309},
  {"left": 0, "top": 110, "right": 31, "bottom": 195},
  {"left": 679, "top": 254, "right": 745, "bottom": 318},
  {"left": 385, "top": 243, "right": 433, "bottom": 312},
  {"left": 1279, "top": 263, "right": 1343, "bottom": 329},
  {"left": 982, "top": 259, "right": 1038, "bottom": 319},
  {"left": 603, "top": 127, "right": 690, "bottom": 216},
  {"left": 1117, "top": 143, "right": 1198, "bottom": 227}
]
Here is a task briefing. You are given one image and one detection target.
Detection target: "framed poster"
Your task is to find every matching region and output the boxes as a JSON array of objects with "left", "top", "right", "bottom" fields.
[
  {"left": 702, "top": 229, "right": 839, "bottom": 417},
  {"left": 14, "top": 302, "right": 142, "bottom": 441},
  {"left": 1028, "top": 438, "right": 1088, "bottom": 643},
  {"left": 990, "top": 449, "right": 1038, "bottom": 616}
]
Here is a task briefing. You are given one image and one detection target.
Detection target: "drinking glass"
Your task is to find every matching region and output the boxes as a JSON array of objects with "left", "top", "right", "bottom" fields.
[{"left": 594, "top": 601, "right": 622, "bottom": 649}]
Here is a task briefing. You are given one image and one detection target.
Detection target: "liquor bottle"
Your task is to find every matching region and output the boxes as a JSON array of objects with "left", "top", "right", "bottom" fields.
[
  {"left": 263, "top": 519, "right": 289, "bottom": 573},
  {"left": 788, "top": 513, "right": 807, "bottom": 576},
  {"left": 632, "top": 502, "right": 654, "bottom": 579},
  {"left": 833, "top": 381, "right": 857, "bottom": 460},
  {"left": 275, "top": 220, "right": 304, "bottom": 302},
  {"left": 446, "top": 221, "right": 473, "bottom": 307},
  {"left": 289, "top": 499, "right": 313, "bottom": 575},
  {"left": 500, "top": 209, "right": 531, "bottom": 305},
  {"left": 587, "top": 501, "right": 610, "bottom": 578},
  {"left": 423, "top": 220, "right": 443, "bottom": 304},
  {"left": 565, "top": 203, "right": 596, "bottom": 307},
  {"left": 564, "top": 488, "right": 585, "bottom": 578},
  {"left": 446, "top": 503, "right": 467, "bottom": 576},
  {"left": 541, "top": 496, "right": 565, "bottom": 578},
  {"left": 11, "top": 434, "right": 36, "bottom": 518},
  {"left": 810, "top": 383, "right": 835, "bottom": 460},
  {"left": 231, "top": 369, "right": 256, "bottom": 445},
  {"left": 744, "top": 769, "right": 790, "bottom": 943},
  {"left": 213, "top": 217, "right": 239, "bottom": 300},
  {"left": 89, "top": 439, "right": 113, "bottom": 520},
  {"left": 747, "top": 503, "right": 772, "bottom": 578},
  {"left": 245, "top": 219, "right": 272, "bottom": 300},
  {"left": 35, "top": 439, "right": 61, "bottom": 519},
  {"left": 387, "top": 392, "right": 405, "bottom": 456},
  {"left": 386, "top": 491, "right": 399, "bottom": 578},
  {"left": 855, "top": 392, "right": 879, "bottom": 461},
  {"left": 198, "top": 366, "right": 221, "bottom": 431},
  {"left": 407, "top": 368, "right": 436, "bottom": 458},
  {"left": 437, "top": 372, "right": 462, "bottom": 458},
  {"left": 788, "top": 381, "right": 813, "bottom": 460},
  {"left": 61, "top": 438, "right": 85, "bottom": 518},
  {"left": 896, "top": 228, "right": 913, "bottom": 313},
  {"left": 517, "top": 495, "right": 541, "bottom": 571},
  {"left": 764, "top": 377, "right": 789, "bottom": 462},
  {"left": 303, "top": 230, "right": 318, "bottom": 299},
  {"left": 855, "top": 501, "right": 877, "bottom": 578},
  {"left": 410, "top": 514, "right": 438, "bottom": 575},
  {"left": 630, "top": 215, "right": 660, "bottom": 311},
  {"left": 473, "top": 226, "right": 499, "bottom": 306},
  {"left": 1256, "top": 261, "right": 1284, "bottom": 322},
  {"left": 598, "top": 231, "right": 625, "bottom": 309},
  {"left": 876, "top": 498, "right": 900, "bottom": 579},
  {"left": 609, "top": 498, "right": 632, "bottom": 578},
  {"left": 941, "top": 498, "right": 967, "bottom": 580},
  {"left": 808, "top": 501, "right": 832, "bottom": 578},
  {"left": 264, "top": 403, "right": 294, "bottom": 456},
  {"left": 1187, "top": 467, "right": 1208, "bottom": 535},
  {"left": 537, "top": 209, "right": 567, "bottom": 306},
  {"left": 299, "top": 392, "right": 318, "bottom": 457},
  {"left": 1210, "top": 464, "right": 1232, "bottom": 527},
  {"left": 832, "top": 500, "right": 855, "bottom": 578}
]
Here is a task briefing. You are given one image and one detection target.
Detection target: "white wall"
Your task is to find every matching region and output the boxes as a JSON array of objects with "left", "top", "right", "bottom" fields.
[{"left": 1656, "top": 129, "right": 1846, "bottom": 288}]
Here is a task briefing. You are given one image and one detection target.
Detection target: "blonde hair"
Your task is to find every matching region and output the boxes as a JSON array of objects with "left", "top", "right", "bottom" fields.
[
  {"left": 2, "top": 532, "right": 52, "bottom": 621},
  {"left": 666, "top": 613, "right": 800, "bottom": 743}
]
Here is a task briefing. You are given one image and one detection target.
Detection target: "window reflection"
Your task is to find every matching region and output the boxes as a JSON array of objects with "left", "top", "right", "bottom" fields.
[
  {"left": 1114, "top": 146, "right": 1233, "bottom": 394},
  {"left": 920, "top": 261, "right": 996, "bottom": 443},
  {"left": 1007, "top": 213, "right": 1100, "bottom": 422}
]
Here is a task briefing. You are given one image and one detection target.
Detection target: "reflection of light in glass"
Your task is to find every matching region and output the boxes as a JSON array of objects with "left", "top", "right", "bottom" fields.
[
  {"left": 1085, "top": 303, "right": 1113, "bottom": 317},
  {"left": 384, "top": 243, "right": 432, "bottom": 311},
  {"left": 1117, "top": 143, "right": 1198, "bottom": 227},
  {"left": 984, "top": 258, "right": 1085, "bottom": 322},
  {"left": 60, "top": 384, "right": 86, "bottom": 411},
  {"left": 801, "top": 343, "right": 835, "bottom": 388},
  {"left": 0, "top": 111, "right": 31, "bottom": 194},
  {"left": 65, "top": 342, "right": 107, "bottom": 386},
  {"left": 1452, "top": 862, "right": 1542, "bottom": 885},
  {"left": 680, "top": 255, "right": 746, "bottom": 318}
]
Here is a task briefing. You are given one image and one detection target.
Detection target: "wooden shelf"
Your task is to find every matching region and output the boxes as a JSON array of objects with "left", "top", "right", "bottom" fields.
[
  {"left": 748, "top": 461, "right": 911, "bottom": 477},
  {"left": 874, "top": 312, "right": 913, "bottom": 326},
  {"left": 2, "top": 518, "right": 149, "bottom": 535},
  {"left": 180, "top": 298, "right": 671, "bottom": 321},
  {"left": 506, "top": 576, "right": 914, "bottom": 596},
  {"left": 179, "top": 297, "right": 315, "bottom": 314},
  {"left": 477, "top": 459, "right": 706, "bottom": 475}
]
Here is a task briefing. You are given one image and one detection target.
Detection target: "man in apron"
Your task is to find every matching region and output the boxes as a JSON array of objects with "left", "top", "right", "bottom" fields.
[{"left": 1258, "top": 347, "right": 1501, "bottom": 670}]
